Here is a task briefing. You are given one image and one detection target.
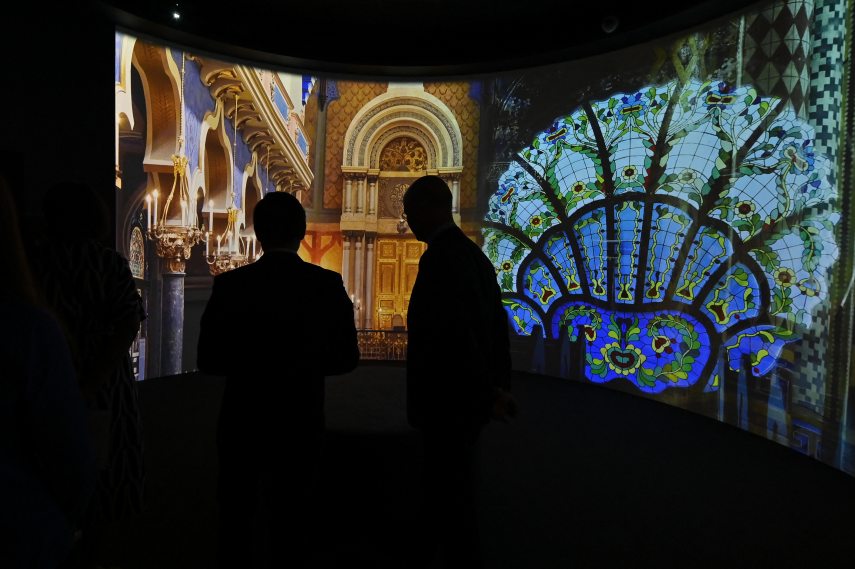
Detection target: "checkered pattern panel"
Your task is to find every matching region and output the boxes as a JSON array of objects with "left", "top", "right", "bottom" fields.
[
  {"left": 793, "top": 0, "right": 848, "bottom": 412},
  {"left": 808, "top": 0, "right": 847, "bottom": 185},
  {"left": 743, "top": 0, "right": 814, "bottom": 118},
  {"left": 791, "top": 304, "right": 830, "bottom": 414}
]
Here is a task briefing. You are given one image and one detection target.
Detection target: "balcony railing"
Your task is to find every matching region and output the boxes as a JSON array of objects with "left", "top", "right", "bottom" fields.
[{"left": 358, "top": 330, "right": 408, "bottom": 361}]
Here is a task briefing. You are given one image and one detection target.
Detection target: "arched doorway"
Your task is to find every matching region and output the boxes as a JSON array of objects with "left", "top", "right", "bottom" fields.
[{"left": 340, "top": 85, "right": 464, "bottom": 329}]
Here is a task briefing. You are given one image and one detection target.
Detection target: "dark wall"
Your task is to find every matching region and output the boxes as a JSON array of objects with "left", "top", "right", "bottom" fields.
[{"left": 2, "top": 3, "right": 116, "bottom": 242}]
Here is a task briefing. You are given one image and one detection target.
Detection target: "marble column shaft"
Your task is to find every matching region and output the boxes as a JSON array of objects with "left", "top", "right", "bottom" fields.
[
  {"left": 342, "top": 234, "right": 352, "bottom": 294},
  {"left": 161, "top": 269, "right": 185, "bottom": 376},
  {"left": 364, "top": 237, "right": 375, "bottom": 329},
  {"left": 353, "top": 234, "right": 364, "bottom": 327}
]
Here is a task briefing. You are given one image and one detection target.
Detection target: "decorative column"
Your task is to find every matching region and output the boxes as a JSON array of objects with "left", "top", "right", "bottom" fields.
[
  {"left": 309, "top": 78, "right": 331, "bottom": 212},
  {"left": 341, "top": 232, "right": 352, "bottom": 293},
  {"left": 143, "top": 52, "right": 203, "bottom": 378},
  {"left": 368, "top": 177, "right": 378, "bottom": 216},
  {"left": 451, "top": 176, "right": 460, "bottom": 214},
  {"left": 364, "top": 234, "right": 376, "bottom": 329},
  {"left": 344, "top": 177, "right": 353, "bottom": 214},
  {"left": 356, "top": 177, "right": 366, "bottom": 214},
  {"left": 160, "top": 258, "right": 185, "bottom": 376},
  {"left": 353, "top": 232, "right": 364, "bottom": 328}
]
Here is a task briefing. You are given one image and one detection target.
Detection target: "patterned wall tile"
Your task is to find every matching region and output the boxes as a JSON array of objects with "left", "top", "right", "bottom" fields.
[
  {"left": 424, "top": 82, "right": 481, "bottom": 209},
  {"left": 742, "top": 0, "right": 814, "bottom": 118},
  {"left": 324, "top": 81, "right": 388, "bottom": 209}
]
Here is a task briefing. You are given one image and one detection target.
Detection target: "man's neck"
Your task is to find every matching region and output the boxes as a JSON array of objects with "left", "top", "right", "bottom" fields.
[{"left": 262, "top": 247, "right": 299, "bottom": 254}]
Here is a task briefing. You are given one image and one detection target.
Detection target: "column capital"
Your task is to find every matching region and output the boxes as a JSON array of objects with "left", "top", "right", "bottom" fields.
[
  {"left": 162, "top": 257, "right": 187, "bottom": 274},
  {"left": 341, "top": 168, "right": 369, "bottom": 181}
]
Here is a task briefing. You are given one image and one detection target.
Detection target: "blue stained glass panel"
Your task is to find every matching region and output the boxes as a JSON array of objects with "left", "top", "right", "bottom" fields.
[
  {"left": 483, "top": 228, "right": 530, "bottom": 294},
  {"left": 572, "top": 208, "right": 608, "bottom": 299},
  {"left": 673, "top": 226, "right": 733, "bottom": 304},
  {"left": 552, "top": 303, "right": 713, "bottom": 393},
  {"left": 545, "top": 233, "right": 583, "bottom": 295},
  {"left": 642, "top": 203, "right": 692, "bottom": 303},
  {"left": 700, "top": 263, "right": 762, "bottom": 332},
  {"left": 503, "top": 296, "right": 544, "bottom": 336},
  {"left": 613, "top": 201, "right": 644, "bottom": 304},
  {"left": 522, "top": 258, "right": 561, "bottom": 311}
]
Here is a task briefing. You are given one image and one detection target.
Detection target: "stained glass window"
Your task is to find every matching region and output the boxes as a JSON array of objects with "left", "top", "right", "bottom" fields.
[
  {"left": 129, "top": 226, "right": 145, "bottom": 279},
  {"left": 484, "top": 79, "right": 838, "bottom": 393}
]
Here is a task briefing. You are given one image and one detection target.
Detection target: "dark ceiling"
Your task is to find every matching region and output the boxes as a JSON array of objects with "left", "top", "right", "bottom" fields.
[{"left": 99, "top": 0, "right": 763, "bottom": 77}]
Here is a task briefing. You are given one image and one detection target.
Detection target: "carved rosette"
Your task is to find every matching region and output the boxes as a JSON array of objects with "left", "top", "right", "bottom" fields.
[{"left": 380, "top": 137, "right": 427, "bottom": 172}]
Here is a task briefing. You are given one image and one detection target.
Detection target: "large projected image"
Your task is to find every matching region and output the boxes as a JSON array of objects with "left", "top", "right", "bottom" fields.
[
  {"left": 484, "top": 79, "right": 838, "bottom": 394},
  {"left": 114, "top": 0, "right": 852, "bottom": 477}
]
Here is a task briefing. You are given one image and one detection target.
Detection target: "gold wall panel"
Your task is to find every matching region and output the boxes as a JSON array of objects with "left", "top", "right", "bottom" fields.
[
  {"left": 372, "top": 238, "right": 426, "bottom": 329},
  {"left": 378, "top": 261, "right": 397, "bottom": 295},
  {"left": 379, "top": 241, "right": 396, "bottom": 258}
]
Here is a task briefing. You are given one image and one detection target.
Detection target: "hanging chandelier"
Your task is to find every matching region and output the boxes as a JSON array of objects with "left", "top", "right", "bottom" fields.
[
  {"left": 205, "top": 191, "right": 258, "bottom": 275},
  {"left": 145, "top": 51, "right": 204, "bottom": 272},
  {"left": 204, "top": 91, "right": 259, "bottom": 276}
]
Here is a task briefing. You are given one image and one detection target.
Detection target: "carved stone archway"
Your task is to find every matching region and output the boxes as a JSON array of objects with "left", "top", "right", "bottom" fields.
[{"left": 339, "top": 85, "right": 464, "bottom": 329}]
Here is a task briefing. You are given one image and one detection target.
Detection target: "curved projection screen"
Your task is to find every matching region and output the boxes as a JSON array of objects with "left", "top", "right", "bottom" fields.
[{"left": 115, "top": 0, "right": 853, "bottom": 476}]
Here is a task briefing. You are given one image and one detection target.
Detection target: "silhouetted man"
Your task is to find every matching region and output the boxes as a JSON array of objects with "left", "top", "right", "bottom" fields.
[
  {"left": 403, "top": 175, "right": 515, "bottom": 568},
  {"left": 198, "top": 191, "right": 359, "bottom": 568}
]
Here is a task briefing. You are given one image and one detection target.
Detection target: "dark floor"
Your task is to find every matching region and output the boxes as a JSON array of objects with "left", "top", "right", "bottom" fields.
[{"left": 97, "top": 365, "right": 854, "bottom": 568}]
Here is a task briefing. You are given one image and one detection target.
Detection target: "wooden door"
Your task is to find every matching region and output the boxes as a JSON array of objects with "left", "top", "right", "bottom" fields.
[{"left": 373, "top": 238, "right": 426, "bottom": 329}]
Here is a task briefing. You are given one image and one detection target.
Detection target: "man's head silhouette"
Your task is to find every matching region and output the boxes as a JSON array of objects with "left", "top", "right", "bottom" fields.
[
  {"left": 402, "top": 175, "right": 454, "bottom": 243},
  {"left": 253, "top": 191, "right": 306, "bottom": 251}
]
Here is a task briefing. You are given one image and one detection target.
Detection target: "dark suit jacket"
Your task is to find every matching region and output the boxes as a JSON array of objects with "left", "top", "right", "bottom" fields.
[
  {"left": 198, "top": 251, "right": 359, "bottom": 442},
  {"left": 406, "top": 225, "right": 512, "bottom": 432}
]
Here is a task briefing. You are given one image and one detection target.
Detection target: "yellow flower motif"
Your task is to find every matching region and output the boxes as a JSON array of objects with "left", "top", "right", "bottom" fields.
[
  {"left": 621, "top": 166, "right": 639, "bottom": 183},
  {"left": 601, "top": 342, "right": 646, "bottom": 375},
  {"left": 735, "top": 200, "right": 755, "bottom": 218},
  {"left": 774, "top": 267, "right": 796, "bottom": 287},
  {"left": 501, "top": 260, "right": 514, "bottom": 272},
  {"left": 678, "top": 169, "right": 697, "bottom": 184}
]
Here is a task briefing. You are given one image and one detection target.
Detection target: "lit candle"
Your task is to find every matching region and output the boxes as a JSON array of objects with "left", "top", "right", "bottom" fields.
[
  {"left": 208, "top": 199, "right": 214, "bottom": 232},
  {"left": 153, "top": 189, "right": 159, "bottom": 227},
  {"left": 205, "top": 232, "right": 210, "bottom": 257},
  {"left": 145, "top": 194, "right": 152, "bottom": 229}
]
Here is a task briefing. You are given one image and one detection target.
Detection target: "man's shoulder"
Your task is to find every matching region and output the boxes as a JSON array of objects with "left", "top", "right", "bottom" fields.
[
  {"left": 301, "top": 262, "right": 344, "bottom": 284},
  {"left": 213, "top": 264, "right": 247, "bottom": 285},
  {"left": 429, "top": 228, "right": 489, "bottom": 264},
  {"left": 218, "top": 258, "right": 342, "bottom": 284}
]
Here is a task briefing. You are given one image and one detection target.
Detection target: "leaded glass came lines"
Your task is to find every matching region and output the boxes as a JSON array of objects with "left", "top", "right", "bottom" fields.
[{"left": 483, "top": 78, "right": 839, "bottom": 393}]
